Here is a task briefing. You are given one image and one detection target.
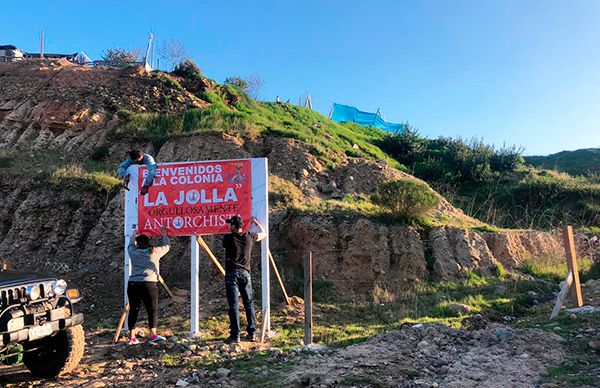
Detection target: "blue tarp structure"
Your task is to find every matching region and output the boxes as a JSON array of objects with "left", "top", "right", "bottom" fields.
[{"left": 330, "top": 103, "right": 406, "bottom": 132}]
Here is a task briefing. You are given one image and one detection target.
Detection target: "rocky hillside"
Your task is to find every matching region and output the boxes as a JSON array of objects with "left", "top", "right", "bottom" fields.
[{"left": 0, "top": 60, "right": 588, "bottom": 315}]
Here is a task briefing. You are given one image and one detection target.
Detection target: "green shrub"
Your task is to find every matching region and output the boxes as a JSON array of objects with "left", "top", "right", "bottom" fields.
[
  {"left": 372, "top": 179, "right": 439, "bottom": 222},
  {"left": 224, "top": 77, "right": 248, "bottom": 90},
  {"left": 492, "top": 263, "right": 508, "bottom": 278},
  {"left": 172, "top": 59, "right": 202, "bottom": 81},
  {"left": 159, "top": 75, "right": 183, "bottom": 90},
  {"left": 90, "top": 145, "right": 110, "bottom": 161},
  {"left": 377, "top": 126, "right": 425, "bottom": 165},
  {"left": 51, "top": 165, "right": 121, "bottom": 194}
]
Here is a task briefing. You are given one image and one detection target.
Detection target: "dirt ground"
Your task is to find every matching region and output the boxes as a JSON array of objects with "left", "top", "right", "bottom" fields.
[{"left": 2, "top": 293, "right": 600, "bottom": 387}]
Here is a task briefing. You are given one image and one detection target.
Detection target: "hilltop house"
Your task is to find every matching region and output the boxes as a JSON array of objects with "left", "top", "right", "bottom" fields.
[
  {"left": 0, "top": 44, "right": 78, "bottom": 62},
  {"left": 0, "top": 45, "right": 25, "bottom": 61}
]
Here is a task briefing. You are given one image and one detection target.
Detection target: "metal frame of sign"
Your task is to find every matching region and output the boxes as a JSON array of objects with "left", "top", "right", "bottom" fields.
[{"left": 123, "top": 158, "right": 270, "bottom": 336}]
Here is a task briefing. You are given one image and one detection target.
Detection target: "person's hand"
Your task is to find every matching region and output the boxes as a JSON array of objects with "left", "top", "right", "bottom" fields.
[
  {"left": 140, "top": 185, "right": 149, "bottom": 195},
  {"left": 250, "top": 216, "right": 259, "bottom": 225}
]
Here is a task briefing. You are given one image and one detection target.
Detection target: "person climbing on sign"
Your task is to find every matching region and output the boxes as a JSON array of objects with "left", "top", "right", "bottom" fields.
[
  {"left": 117, "top": 150, "right": 157, "bottom": 195},
  {"left": 126, "top": 226, "right": 170, "bottom": 345},
  {"left": 222, "top": 215, "right": 267, "bottom": 344}
]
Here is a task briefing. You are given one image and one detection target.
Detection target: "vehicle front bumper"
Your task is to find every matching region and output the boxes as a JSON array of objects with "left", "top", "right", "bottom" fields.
[{"left": 1, "top": 312, "right": 84, "bottom": 347}]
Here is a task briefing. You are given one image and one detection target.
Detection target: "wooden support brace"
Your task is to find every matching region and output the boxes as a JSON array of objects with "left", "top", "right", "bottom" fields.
[
  {"left": 260, "top": 308, "right": 270, "bottom": 343},
  {"left": 562, "top": 225, "right": 584, "bottom": 307},
  {"left": 269, "top": 250, "right": 291, "bottom": 305},
  {"left": 197, "top": 235, "right": 225, "bottom": 277},
  {"left": 113, "top": 303, "right": 130, "bottom": 343},
  {"left": 550, "top": 270, "right": 573, "bottom": 319},
  {"left": 158, "top": 275, "right": 175, "bottom": 299}
]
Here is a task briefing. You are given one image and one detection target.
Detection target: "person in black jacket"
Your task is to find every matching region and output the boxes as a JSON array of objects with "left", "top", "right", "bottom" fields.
[{"left": 222, "top": 215, "right": 266, "bottom": 343}]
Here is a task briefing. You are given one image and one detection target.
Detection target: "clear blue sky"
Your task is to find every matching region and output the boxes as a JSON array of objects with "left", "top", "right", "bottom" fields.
[{"left": 2, "top": 1, "right": 599, "bottom": 155}]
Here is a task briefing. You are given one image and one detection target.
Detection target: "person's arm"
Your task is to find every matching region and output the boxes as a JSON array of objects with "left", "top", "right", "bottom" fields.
[
  {"left": 142, "top": 154, "right": 157, "bottom": 188},
  {"left": 153, "top": 226, "right": 170, "bottom": 258},
  {"left": 250, "top": 216, "right": 267, "bottom": 242},
  {"left": 117, "top": 159, "right": 132, "bottom": 178},
  {"left": 127, "top": 234, "right": 136, "bottom": 256}
]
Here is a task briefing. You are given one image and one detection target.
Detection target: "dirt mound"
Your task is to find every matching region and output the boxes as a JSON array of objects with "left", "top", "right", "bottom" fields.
[{"left": 284, "top": 323, "right": 565, "bottom": 387}]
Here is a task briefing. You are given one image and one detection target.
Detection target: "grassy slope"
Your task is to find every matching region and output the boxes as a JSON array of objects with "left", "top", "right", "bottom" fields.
[
  {"left": 526, "top": 148, "right": 600, "bottom": 176},
  {"left": 116, "top": 83, "right": 401, "bottom": 170},
  {"left": 115, "top": 80, "right": 487, "bottom": 229},
  {"left": 99, "top": 74, "right": 600, "bottom": 230}
]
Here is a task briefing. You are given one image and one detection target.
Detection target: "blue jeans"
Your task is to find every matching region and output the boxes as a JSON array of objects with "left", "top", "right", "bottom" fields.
[{"left": 225, "top": 269, "right": 257, "bottom": 338}]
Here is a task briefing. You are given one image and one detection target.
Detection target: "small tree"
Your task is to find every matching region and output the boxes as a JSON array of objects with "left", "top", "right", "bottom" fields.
[
  {"left": 245, "top": 73, "right": 265, "bottom": 100},
  {"left": 224, "top": 77, "right": 248, "bottom": 91},
  {"left": 172, "top": 59, "right": 202, "bottom": 81},
  {"left": 102, "top": 48, "right": 139, "bottom": 63},
  {"left": 372, "top": 179, "right": 440, "bottom": 223},
  {"left": 159, "top": 40, "right": 188, "bottom": 70}
]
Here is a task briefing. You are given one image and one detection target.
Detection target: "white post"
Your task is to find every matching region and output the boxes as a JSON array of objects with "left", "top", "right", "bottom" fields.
[
  {"left": 123, "top": 166, "right": 139, "bottom": 331},
  {"left": 261, "top": 236, "right": 270, "bottom": 335},
  {"left": 190, "top": 235, "right": 200, "bottom": 335},
  {"left": 124, "top": 238, "right": 131, "bottom": 330},
  {"left": 256, "top": 158, "right": 270, "bottom": 335}
]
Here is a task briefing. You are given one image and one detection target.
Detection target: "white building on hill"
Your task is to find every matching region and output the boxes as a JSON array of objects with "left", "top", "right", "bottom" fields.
[{"left": 0, "top": 45, "right": 25, "bottom": 62}]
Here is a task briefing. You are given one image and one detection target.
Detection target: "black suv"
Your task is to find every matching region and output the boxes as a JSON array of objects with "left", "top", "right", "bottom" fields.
[{"left": 0, "top": 264, "right": 84, "bottom": 377}]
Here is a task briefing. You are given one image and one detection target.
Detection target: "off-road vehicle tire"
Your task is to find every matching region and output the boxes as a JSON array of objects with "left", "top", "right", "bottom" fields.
[{"left": 23, "top": 324, "right": 85, "bottom": 378}]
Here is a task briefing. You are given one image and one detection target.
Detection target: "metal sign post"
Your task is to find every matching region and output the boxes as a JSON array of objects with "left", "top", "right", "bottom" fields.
[{"left": 190, "top": 235, "right": 200, "bottom": 334}]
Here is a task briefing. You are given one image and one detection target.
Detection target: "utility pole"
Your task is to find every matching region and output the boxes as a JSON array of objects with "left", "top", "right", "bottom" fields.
[
  {"left": 143, "top": 33, "right": 154, "bottom": 71},
  {"left": 40, "top": 30, "right": 44, "bottom": 59},
  {"left": 151, "top": 39, "right": 155, "bottom": 69}
]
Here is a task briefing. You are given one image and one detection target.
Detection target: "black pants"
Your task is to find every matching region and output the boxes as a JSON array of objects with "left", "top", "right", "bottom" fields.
[
  {"left": 225, "top": 269, "right": 257, "bottom": 338},
  {"left": 127, "top": 281, "right": 159, "bottom": 330}
]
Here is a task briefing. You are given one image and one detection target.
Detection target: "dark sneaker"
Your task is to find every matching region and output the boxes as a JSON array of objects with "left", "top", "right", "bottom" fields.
[
  {"left": 245, "top": 333, "right": 258, "bottom": 342},
  {"left": 225, "top": 336, "right": 240, "bottom": 344}
]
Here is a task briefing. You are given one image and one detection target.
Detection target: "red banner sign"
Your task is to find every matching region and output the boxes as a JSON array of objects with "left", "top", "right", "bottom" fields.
[{"left": 137, "top": 160, "right": 252, "bottom": 236}]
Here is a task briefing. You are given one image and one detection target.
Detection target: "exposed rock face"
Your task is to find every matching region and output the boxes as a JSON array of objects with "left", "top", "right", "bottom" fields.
[
  {"left": 157, "top": 132, "right": 252, "bottom": 163},
  {"left": 430, "top": 226, "right": 498, "bottom": 280},
  {"left": 482, "top": 230, "right": 564, "bottom": 266},
  {"left": 278, "top": 214, "right": 427, "bottom": 296},
  {"left": 0, "top": 61, "right": 203, "bottom": 154}
]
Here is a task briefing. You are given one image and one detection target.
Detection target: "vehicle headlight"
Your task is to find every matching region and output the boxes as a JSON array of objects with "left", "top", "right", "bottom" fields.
[
  {"left": 26, "top": 285, "right": 41, "bottom": 301},
  {"left": 53, "top": 279, "right": 67, "bottom": 295}
]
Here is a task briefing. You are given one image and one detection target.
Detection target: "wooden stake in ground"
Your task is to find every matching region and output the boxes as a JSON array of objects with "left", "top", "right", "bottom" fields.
[
  {"left": 113, "top": 303, "right": 130, "bottom": 343},
  {"left": 196, "top": 235, "right": 225, "bottom": 277},
  {"left": 304, "top": 251, "right": 313, "bottom": 346},
  {"left": 269, "top": 250, "right": 291, "bottom": 305},
  {"left": 562, "top": 225, "right": 584, "bottom": 307},
  {"left": 550, "top": 270, "right": 573, "bottom": 319}
]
